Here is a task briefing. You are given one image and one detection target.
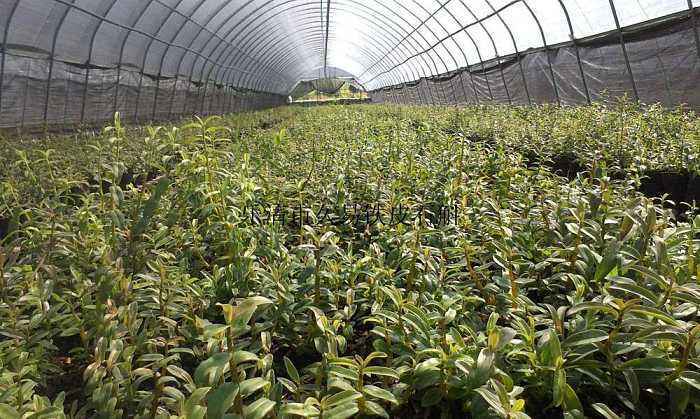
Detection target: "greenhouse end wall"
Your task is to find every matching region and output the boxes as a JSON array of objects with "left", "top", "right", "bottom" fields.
[{"left": 369, "top": 12, "right": 700, "bottom": 109}]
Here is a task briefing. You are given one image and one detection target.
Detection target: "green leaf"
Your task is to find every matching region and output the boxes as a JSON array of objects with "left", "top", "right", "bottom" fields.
[
  {"left": 488, "top": 330, "right": 500, "bottom": 351},
  {"left": 284, "top": 356, "right": 300, "bottom": 383},
  {"left": 472, "top": 348, "right": 495, "bottom": 385},
  {"left": 364, "top": 366, "right": 399, "bottom": 380},
  {"left": 325, "top": 390, "right": 362, "bottom": 408},
  {"left": 363, "top": 400, "right": 389, "bottom": 419},
  {"left": 444, "top": 308, "right": 457, "bottom": 325},
  {"left": 132, "top": 177, "right": 169, "bottom": 238},
  {"left": 203, "top": 323, "right": 229, "bottom": 338},
  {"left": 138, "top": 353, "right": 165, "bottom": 362},
  {"left": 206, "top": 383, "right": 239, "bottom": 419},
  {"left": 475, "top": 387, "right": 507, "bottom": 418},
  {"left": 281, "top": 402, "right": 318, "bottom": 417},
  {"left": 565, "top": 223, "right": 580, "bottom": 235},
  {"left": 487, "top": 312, "right": 500, "bottom": 333},
  {"left": 609, "top": 282, "right": 658, "bottom": 306},
  {"left": 628, "top": 265, "right": 668, "bottom": 290},
  {"left": 218, "top": 303, "right": 235, "bottom": 324},
  {"left": 562, "top": 384, "right": 583, "bottom": 417},
  {"left": 623, "top": 369, "right": 640, "bottom": 403},
  {"left": 363, "top": 385, "right": 398, "bottom": 405},
  {"left": 620, "top": 357, "right": 675, "bottom": 372},
  {"left": 592, "top": 403, "right": 622, "bottom": 419},
  {"left": 162, "top": 386, "right": 185, "bottom": 400},
  {"left": 628, "top": 306, "right": 678, "bottom": 326},
  {"left": 0, "top": 404, "right": 20, "bottom": 419},
  {"left": 194, "top": 353, "right": 231, "bottom": 386},
  {"left": 413, "top": 369, "right": 441, "bottom": 390},
  {"left": 243, "top": 397, "right": 276, "bottom": 419},
  {"left": 328, "top": 377, "right": 355, "bottom": 392},
  {"left": 634, "top": 327, "right": 686, "bottom": 345},
  {"left": 184, "top": 387, "right": 211, "bottom": 417},
  {"left": 364, "top": 351, "right": 388, "bottom": 365},
  {"left": 324, "top": 402, "right": 359, "bottom": 419},
  {"left": 670, "top": 379, "right": 690, "bottom": 418},
  {"left": 380, "top": 286, "right": 402, "bottom": 309},
  {"left": 26, "top": 406, "right": 64, "bottom": 418},
  {"left": 330, "top": 365, "right": 359, "bottom": 381},
  {"left": 538, "top": 329, "right": 562, "bottom": 368},
  {"left": 187, "top": 406, "right": 207, "bottom": 419},
  {"left": 680, "top": 371, "right": 700, "bottom": 391},
  {"left": 403, "top": 304, "right": 432, "bottom": 338},
  {"left": 239, "top": 377, "right": 269, "bottom": 397},
  {"left": 232, "top": 350, "right": 259, "bottom": 365},
  {"left": 330, "top": 357, "right": 359, "bottom": 368},
  {"left": 563, "top": 329, "right": 608, "bottom": 347},
  {"left": 59, "top": 327, "right": 80, "bottom": 337},
  {"left": 309, "top": 307, "right": 330, "bottom": 332},
  {"left": 231, "top": 297, "right": 272, "bottom": 336},
  {"left": 498, "top": 327, "right": 517, "bottom": 349},
  {"left": 568, "top": 302, "right": 617, "bottom": 316},
  {"left": 594, "top": 241, "right": 621, "bottom": 283},
  {"left": 553, "top": 369, "right": 566, "bottom": 406},
  {"left": 277, "top": 377, "right": 297, "bottom": 393},
  {"left": 167, "top": 365, "right": 194, "bottom": 385}
]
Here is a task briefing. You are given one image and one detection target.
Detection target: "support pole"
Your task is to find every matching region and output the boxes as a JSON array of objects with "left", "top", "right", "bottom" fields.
[
  {"left": 0, "top": 1, "right": 22, "bottom": 127},
  {"left": 557, "top": 0, "right": 591, "bottom": 104},
  {"left": 689, "top": 2, "right": 700, "bottom": 59},
  {"left": 608, "top": 0, "right": 639, "bottom": 101}
]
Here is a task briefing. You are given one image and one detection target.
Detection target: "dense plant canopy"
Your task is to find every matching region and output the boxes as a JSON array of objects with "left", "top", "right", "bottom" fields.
[{"left": 0, "top": 103, "right": 699, "bottom": 418}]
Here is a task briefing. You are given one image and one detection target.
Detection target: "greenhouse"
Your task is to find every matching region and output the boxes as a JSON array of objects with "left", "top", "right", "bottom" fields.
[
  {"left": 0, "top": 0, "right": 699, "bottom": 126},
  {"left": 0, "top": 1, "right": 699, "bottom": 418}
]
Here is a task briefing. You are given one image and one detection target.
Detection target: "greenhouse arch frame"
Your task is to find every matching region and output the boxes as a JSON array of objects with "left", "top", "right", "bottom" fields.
[{"left": 0, "top": 0, "right": 698, "bottom": 129}]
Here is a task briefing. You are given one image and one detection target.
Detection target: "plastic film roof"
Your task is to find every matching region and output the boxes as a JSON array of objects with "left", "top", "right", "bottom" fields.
[{"left": 0, "top": 0, "right": 697, "bottom": 95}]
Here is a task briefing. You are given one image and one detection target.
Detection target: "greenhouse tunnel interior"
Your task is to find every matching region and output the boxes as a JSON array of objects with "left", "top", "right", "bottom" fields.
[
  {"left": 0, "top": 0, "right": 699, "bottom": 129},
  {"left": 4, "top": 2, "right": 700, "bottom": 418}
]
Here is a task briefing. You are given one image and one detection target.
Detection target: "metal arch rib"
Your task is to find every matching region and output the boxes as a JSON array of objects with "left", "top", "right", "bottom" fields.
[
  {"left": 521, "top": 0, "right": 560, "bottom": 105},
  {"left": 43, "top": 0, "right": 78, "bottom": 124},
  {"left": 483, "top": 0, "right": 531, "bottom": 104},
  {"left": 403, "top": 0, "right": 460, "bottom": 103},
  {"left": 175, "top": 0, "right": 298, "bottom": 94},
  {"left": 258, "top": 42, "right": 394, "bottom": 89},
  {"left": 201, "top": 0, "right": 440, "bottom": 94},
  {"left": 148, "top": 0, "right": 293, "bottom": 86},
  {"left": 426, "top": 0, "right": 477, "bottom": 103},
  {"left": 212, "top": 0, "right": 429, "bottom": 94},
  {"left": 166, "top": 0, "right": 290, "bottom": 98},
  {"left": 112, "top": 0, "right": 154, "bottom": 115},
  {"left": 456, "top": 0, "right": 506, "bottom": 102},
  {"left": 356, "top": 0, "right": 454, "bottom": 81},
  {"left": 237, "top": 23, "right": 407, "bottom": 91},
  {"left": 364, "top": 0, "right": 523, "bottom": 85},
  {"left": 323, "top": 0, "right": 331, "bottom": 78},
  {"left": 555, "top": 0, "right": 591, "bottom": 104},
  {"left": 0, "top": 0, "right": 23, "bottom": 122},
  {"left": 323, "top": 0, "right": 443, "bottom": 86},
  {"left": 42, "top": 0, "right": 278, "bottom": 89},
  {"left": 221, "top": 3, "right": 423, "bottom": 90},
  {"left": 133, "top": 0, "right": 188, "bottom": 121},
  {"left": 196, "top": 0, "right": 382, "bottom": 92},
  {"left": 214, "top": 13, "right": 409, "bottom": 92},
  {"left": 229, "top": 19, "right": 407, "bottom": 92},
  {"left": 81, "top": 0, "right": 122, "bottom": 124},
  {"left": 4, "top": 0, "right": 644, "bottom": 110}
]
